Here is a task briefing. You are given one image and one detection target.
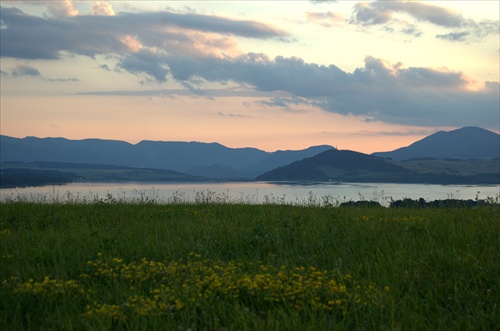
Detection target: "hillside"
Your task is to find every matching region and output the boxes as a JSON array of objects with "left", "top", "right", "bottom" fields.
[
  {"left": 1, "top": 127, "right": 498, "bottom": 185},
  {"left": 187, "top": 145, "right": 334, "bottom": 179},
  {"left": 256, "top": 149, "right": 500, "bottom": 184},
  {"left": 0, "top": 136, "right": 333, "bottom": 179},
  {"left": 0, "top": 136, "right": 267, "bottom": 171},
  {"left": 372, "top": 127, "right": 499, "bottom": 160},
  {"left": 0, "top": 162, "right": 208, "bottom": 188},
  {"left": 256, "top": 149, "right": 411, "bottom": 182}
]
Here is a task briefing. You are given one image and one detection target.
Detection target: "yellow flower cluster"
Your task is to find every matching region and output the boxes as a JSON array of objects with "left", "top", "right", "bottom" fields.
[
  {"left": 2, "top": 253, "right": 388, "bottom": 322},
  {"left": 82, "top": 252, "right": 388, "bottom": 320},
  {"left": 84, "top": 303, "right": 126, "bottom": 320},
  {"left": 7, "top": 276, "right": 87, "bottom": 298}
]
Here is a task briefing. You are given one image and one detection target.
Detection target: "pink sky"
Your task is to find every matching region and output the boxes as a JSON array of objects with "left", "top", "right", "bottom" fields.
[{"left": 1, "top": 1, "right": 498, "bottom": 154}]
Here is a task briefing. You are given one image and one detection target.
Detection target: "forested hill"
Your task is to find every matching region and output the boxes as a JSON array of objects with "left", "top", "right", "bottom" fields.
[
  {"left": 372, "top": 127, "right": 499, "bottom": 160},
  {"left": 256, "top": 149, "right": 410, "bottom": 182},
  {"left": 0, "top": 162, "right": 208, "bottom": 188},
  {"left": 256, "top": 149, "right": 500, "bottom": 184}
]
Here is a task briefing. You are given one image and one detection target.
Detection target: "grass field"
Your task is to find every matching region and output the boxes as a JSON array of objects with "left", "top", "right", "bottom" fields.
[{"left": 1, "top": 201, "right": 499, "bottom": 330}]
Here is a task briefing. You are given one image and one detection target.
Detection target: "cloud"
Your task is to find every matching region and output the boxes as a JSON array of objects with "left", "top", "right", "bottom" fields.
[
  {"left": 352, "top": 1, "right": 462, "bottom": 27},
  {"left": 77, "top": 88, "right": 277, "bottom": 98},
  {"left": 310, "top": 0, "right": 337, "bottom": 4},
  {"left": 305, "top": 11, "right": 345, "bottom": 27},
  {"left": 436, "top": 31, "right": 470, "bottom": 42},
  {"left": 7, "top": 64, "right": 77, "bottom": 82},
  {"left": 1, "top": 5, "right": 497, "bottom": 131},
  {"left": 99, "top": 64, "right": 111, "bottom": 71},
  {"left": 46, "top": 77, "right": 79, "bottom": 82},
  {"left": 45, "top": 0, "right": 78, "bottom": 18},
  {"left": 322, "top": 128, "right": 436, "bottom": 137},
  {"left": 117, "top": 50, "right": 170, "bottom": 83},
  {"left": 216, "top": 111, "right": 251, "bottom": 118},
  {"left": 87, "top": 48, "right": 498, "bottom": 128},
  {"left": 180, "top": 78, "right": 211, "bottom": 97},
  {"left": 0, "top": 6, "right": 289, "bottom": 60},
  {"left": 256, "top": 96, "right": 311, "bottom": 111},
  {"left": 350, "top": 1, "right": 498, "bottom": 42},
  {"left": 90, "top": 1, "right": 115, "bottom": 16},
  {"left": 11, "top": 65, "right": 41, "bottom": 77},
  {"left": 153, "top": 53, "right": 498, "bottom": 129},
  {"left": 0, "top": 7, "right": 124, "bottom": 59}
]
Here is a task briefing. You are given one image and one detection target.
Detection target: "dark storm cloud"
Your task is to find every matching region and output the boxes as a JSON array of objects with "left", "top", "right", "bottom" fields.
[
  {"left": 0, "top": 6, "right": 289, "bottom": 60},
  {"left": 351, "top": 1, "right": 498, "bottom": 42}
]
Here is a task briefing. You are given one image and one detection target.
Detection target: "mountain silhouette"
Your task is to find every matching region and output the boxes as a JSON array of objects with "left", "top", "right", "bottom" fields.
[
  {"left": 372, "top": 127, "right": 499, "bottom": 160},
  {"left": 1, "top": 126, "right": 498, "bottom": 184},
  {"left": 186, "top": 145, "right": 335, "bottom": 179},
  {"left": 0, "top": 135, "right": 333, "bottom": 179},
  {"left": 256, "top": 147, "right": 499, "bottom": 184},
  {"left": 256, "top": 149, "right": 410, "bottom": 182}
]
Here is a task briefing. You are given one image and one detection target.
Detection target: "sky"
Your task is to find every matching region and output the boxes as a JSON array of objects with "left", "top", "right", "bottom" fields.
[{"left": 0, "top": 1, "right": 499, "bottom": 154}]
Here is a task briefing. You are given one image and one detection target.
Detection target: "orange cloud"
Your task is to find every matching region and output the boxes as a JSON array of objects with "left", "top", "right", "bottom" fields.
[
  {"left": 120, "top": 35, "right": 142, "bottom": 52},
  {"left": 91, "top": 1, "right": 115, "bottom": 16},
  {"left": 46, "top": 0, "right": 78, "bottom": 17}
]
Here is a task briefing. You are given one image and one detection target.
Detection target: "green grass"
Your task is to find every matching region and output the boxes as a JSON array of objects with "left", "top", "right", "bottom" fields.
[{"left": 1, "top": 202, "right": 499, "bottom": 330}]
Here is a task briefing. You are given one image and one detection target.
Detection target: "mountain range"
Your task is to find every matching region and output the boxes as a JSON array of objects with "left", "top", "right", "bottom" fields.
[
  {"left": 257, "top": 127, "right": 499, "bottom": 184},
  {"left": 1, "top": 126, "right": 499, "bottom": 186},
  {"left": 256, "top": 148, "right": 499, "bottom": 184},
  {"left": 0, "top": 135, "right": 333, "bottom": 179},
  {"left": 372, "top": 126, "right": 499, "bottom": 160}
]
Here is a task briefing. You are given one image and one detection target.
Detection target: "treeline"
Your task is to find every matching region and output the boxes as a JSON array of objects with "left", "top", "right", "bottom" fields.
[
  {"left": 340, "top": 198, "right": 498, "bottom": 208},
  {"left": 389, "top": 198, "right": 498, "bottom": 208},
  {"left": 0, "top": 168, "right": 78, "bottom": 188}
]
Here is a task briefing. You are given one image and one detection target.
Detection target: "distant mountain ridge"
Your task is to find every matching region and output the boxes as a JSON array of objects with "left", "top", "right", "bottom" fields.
[
  {"left": 372, "top": 127, "right": 499, "bottom": 160},
  {"left": 0, "top": 135, "right": 334, "bottom": 179},
  {"left": 256, "top": 148, "right": 499, "bottom": 184},
  {"left": 0, "top": 161, "right": 208, "bottom": 188},
  {"left": 257, "top": 126, "right": 499, "bottom": 184},
  {"left": 256, "top": 149, "right": 411, "bottom": 182},
  {"left": 1, "top": 126, "right": 498, "bottom": 184}
]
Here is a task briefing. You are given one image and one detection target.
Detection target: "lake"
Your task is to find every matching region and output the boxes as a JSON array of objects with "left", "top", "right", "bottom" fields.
[{"left": 1, "top": 182, "right": 499, "bottom": 206}]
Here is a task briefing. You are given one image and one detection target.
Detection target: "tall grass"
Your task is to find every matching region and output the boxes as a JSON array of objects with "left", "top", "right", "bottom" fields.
[{"left": 1, "top": 201, "right": 499, "bottom": 330}]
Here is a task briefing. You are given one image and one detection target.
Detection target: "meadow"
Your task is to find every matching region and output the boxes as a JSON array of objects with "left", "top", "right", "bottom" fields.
[{"left": 1, "top": 198, "right": 499, "bottom": 330}]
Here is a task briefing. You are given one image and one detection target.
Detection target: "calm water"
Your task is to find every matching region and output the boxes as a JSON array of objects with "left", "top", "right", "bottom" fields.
[{"left": 1, "top": 182, "right": 499, "bottom": 206}]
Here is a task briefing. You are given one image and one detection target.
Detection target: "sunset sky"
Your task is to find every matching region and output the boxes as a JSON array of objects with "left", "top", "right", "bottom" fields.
[{"left": 1, "top": 1, "right": 499, "bottom": 153}]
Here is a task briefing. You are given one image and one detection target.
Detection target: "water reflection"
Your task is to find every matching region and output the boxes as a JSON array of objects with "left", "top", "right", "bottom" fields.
[{"left": 1, "top": 182, "right": 498, "bottom": 206}]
